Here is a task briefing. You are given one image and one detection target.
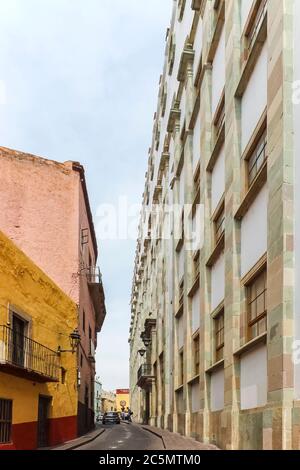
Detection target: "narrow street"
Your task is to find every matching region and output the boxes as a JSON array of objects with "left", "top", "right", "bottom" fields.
[{"left": 74, "top": 423, "right": 164, "bottom": 451}]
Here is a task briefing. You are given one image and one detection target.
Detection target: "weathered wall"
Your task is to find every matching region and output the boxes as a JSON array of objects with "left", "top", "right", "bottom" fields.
[{"left": 0, "top": 231, "right": 78, "bottom": 449}]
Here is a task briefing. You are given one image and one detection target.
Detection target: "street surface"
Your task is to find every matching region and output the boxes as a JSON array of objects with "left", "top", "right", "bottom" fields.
[{"left": 74, "top": 423, "right": 164, "bottom": 450}]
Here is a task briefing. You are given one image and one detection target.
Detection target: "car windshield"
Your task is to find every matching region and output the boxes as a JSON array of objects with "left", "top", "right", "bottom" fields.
[{"left": 107, "top": 412, "right": 117, "bottom": 416}]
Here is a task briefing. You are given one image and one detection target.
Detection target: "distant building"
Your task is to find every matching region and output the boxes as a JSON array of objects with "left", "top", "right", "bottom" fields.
[
  {"left": 101, "top": 391, "right": 116, "bottom": 412},
  {"left": 115, "top": 389, "right": 130, "bottom": 413},
  {"left": 94, "top": 377, "right": 103, "bottom": 419},
  {"left": 0, "top": 231, "right": 78, "bottom": 449},
  {"left": 0, "top": 148, "right": 106, "bottom": 436}
]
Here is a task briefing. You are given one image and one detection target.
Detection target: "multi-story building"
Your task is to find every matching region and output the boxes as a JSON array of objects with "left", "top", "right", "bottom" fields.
[
  {"left": 0, "top": 148, "right": 106, "bottom": 436},
  {"left": 115, "top": 389, "right": 130, "bottom": 413},
  {"left": 101, "top": 391, "right": 116, "bottom": 413},
  {"left": 0, "top": 231, "right": 78, "bottom": 449},
  {"left": 94, "top": 377, "right": 103, "bottom": 420},
  {"left": 130, "top": 0, "right": 300, "bottom": 450}
]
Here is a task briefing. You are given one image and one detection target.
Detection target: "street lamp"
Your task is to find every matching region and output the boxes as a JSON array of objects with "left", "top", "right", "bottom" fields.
[
  {"left": 138, "top": 349, "right": 146, "bottom": 357},
  {"left": 58, "top": 328, "right": 81, "bottom": 354}
]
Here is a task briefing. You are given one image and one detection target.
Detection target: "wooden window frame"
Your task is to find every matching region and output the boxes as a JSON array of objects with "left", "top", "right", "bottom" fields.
[
  {"left": 214, "top": 309, "right": 224, "bottom": 362},
  {"left": 246, "top": 128, "right": 267, "bottom": 189},
  {"left": 0, "top": 399, "right": 12, "bottom": 444},
  {"left": 178, "top": 349, "right": 184, "bottom": 387},
  {"left": 193, "top": 334, "right": 200, "bottom": 376},
  {"left": 246, "top": 265, "right": 267, "bottom": 341}
]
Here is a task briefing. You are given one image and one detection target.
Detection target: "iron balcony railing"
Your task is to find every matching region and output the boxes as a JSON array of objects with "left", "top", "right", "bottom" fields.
[
  {"left": 0, "top": 325, "right": 60, "bottom": 382},
  {"left": 86, "top": 266, "right": 103, "bottom": 284},
  {"left": 137, "top": 364, "right": 152, "bottom": 382}
]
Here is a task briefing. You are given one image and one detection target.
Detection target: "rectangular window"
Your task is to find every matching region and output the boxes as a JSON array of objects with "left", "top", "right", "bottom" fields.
[
  {"left": 246, "top": 0, "right": 267, "bottom": 54},
  {"left": 193, "top": 335, "right": 200, "bottom": 376},
  {"left": 82, "top": 311, "right": 85, "bottom": 333},
  {"left": 248, "top": 129, "right": 267, "bottom": 187},
  {"left": 179, "top": 350, "right": 184, "bottom": 386},
  {"left": 0, "top": 399, "right": 12, "bottom": 444},
  {"left": 215, "top": 310, "right": 224, "bottom": 362},
  {"left": 247, "top": 268, "right": 267, "bottom": 340},
  {"left": 214, "top": 206, "right": 225, "bottom": 244}
]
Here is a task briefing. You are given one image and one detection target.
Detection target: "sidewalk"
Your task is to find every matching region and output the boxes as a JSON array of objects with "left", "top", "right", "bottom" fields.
[
  {"left": 48, "top": 427, "right": 105, "bottom": 451},
  {"left": 141, "top": 425, "right": 219, "bottom": 450}
]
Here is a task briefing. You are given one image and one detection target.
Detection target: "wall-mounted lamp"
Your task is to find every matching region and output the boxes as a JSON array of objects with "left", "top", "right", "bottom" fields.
[{"left": 58, "top": 328, "right": 81, "bottom": 354}]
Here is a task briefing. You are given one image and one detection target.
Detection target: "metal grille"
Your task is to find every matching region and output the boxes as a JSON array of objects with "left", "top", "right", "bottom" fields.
[
  {"left": 0, "top": 325, "right": 60, "bottom": 381},
  {"left": 0, "top": 399, "right": 12, "bottom": 444}
]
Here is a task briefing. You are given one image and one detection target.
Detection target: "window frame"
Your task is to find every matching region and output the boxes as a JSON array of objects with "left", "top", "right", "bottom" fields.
[
  {"left": 0, "top": 399, "right": 12, "bottom": 444},
  {"left": 214, "top": 309, "right": 224, "bottom": 362},
  {"left": 246, "top": 266, "right": 267, "bottom": 341}
]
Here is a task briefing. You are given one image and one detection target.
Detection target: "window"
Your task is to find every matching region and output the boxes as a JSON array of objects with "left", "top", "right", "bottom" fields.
[
  {"left": 82, "top": 310, "right": 85, "bottom": 333},
  {"left": 178, "top": 0, "right": 186, "bottom": 21},
  {"left": 81, "top": 228, "right": 89, "bottom": 249},
  {"left": 247, "top": 268, "right": 267, "bottom": 340},
  {"left": 246, "top": 0, "right": 267, "bottom": 54},
  {"left": 179, "top": 350, "right": 184, "bottom": 386},
  {"left": 61, "top": 367, "right": 66, "bottom": 384},
  {"left": 248, "top": 129, "right": 267, "bottom": 186},
  {"left": 214, "top": 92, "right": 225, "bottom": 139},
  {"left": 0, "top": 399, "right": 12, "bottom": 444},
  {"left": 80, "top": 353, "right": 83, "bottom": 368},
  {"left": 193, "top": 335, "right": 200, "bottom": 376},
  {"left": 215, "top": 310, "right": 224, "bottom": 362},
  {"left": 214, "top": 206, "right": 225, "bottom": 244}
]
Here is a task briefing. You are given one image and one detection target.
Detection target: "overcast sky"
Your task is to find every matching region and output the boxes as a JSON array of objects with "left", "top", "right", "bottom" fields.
[{"left": 0, "top": 0, "right": 172, "bottom": 391}]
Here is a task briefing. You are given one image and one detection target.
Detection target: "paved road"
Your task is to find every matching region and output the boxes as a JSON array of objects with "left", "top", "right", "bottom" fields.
[{"left": 74, "top": 423, "right": 164, "bottom": 451}]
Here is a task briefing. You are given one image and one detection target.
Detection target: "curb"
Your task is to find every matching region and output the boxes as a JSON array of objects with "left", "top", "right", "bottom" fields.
[
  {"left": 141, "top": 426, "right": 166, "bottom": 449},
  {"left": 51, "top": 429, "right": 105, "bottom": 451}
]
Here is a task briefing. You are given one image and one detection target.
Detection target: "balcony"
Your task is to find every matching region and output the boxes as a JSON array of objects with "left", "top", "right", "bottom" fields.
[
  {"left": 86, "top": 266, "right": 106, "bottom": 333},
  {"left": 0, "top": 325, "right": 60, "bottom": 383},
  {"left": 137, "top": 364, "right": 155, "bottom": 390}
]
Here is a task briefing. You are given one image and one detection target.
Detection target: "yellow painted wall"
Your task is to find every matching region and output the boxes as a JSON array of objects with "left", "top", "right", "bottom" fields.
[
  {"left": 116, "top": 391, "right": 130, "bottom": 412},
  {"left": 0, "top": 231, "right": 78, "bottom": 424}
]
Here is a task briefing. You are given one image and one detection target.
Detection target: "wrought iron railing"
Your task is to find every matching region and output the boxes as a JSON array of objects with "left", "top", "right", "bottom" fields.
[
  {"left": 137, "top": 364, "right": 152, "bottom": 382},
  {"left": 86, "top": 266, "right": 103, "bottom": 284},
  {"left": 0, "top": 325, "right": 60, "bottom": 381}
]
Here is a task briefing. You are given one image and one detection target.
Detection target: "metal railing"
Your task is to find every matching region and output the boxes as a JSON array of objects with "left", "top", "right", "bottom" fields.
[
  {"left": 86, "top": 266, "right": 103, "bottom": 284},
  {"left": 137, "top": 364, "right": 152, "bottom": 382},
  {"left": 0, "top": 325, "right": 60, "bottom": 381}
]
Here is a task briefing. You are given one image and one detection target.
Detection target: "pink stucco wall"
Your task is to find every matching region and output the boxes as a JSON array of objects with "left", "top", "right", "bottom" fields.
[
  {"left": 0, "top": 148, "right": 81, "bottom": 304},
  {"left": 0, "top": 147, "right": 99, "bottom": 425}
]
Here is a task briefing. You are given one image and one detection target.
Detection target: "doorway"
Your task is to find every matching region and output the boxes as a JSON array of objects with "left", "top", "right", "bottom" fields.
[{"left": 37, "top": 396, "right": 51, "bottom": 448}]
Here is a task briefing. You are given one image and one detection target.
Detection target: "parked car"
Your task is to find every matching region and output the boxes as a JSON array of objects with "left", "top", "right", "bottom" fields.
[
  {"left": 102, "top": 411, "right": 121, "bottom": 425},
  {"left": 96, "top": 413, "right": 103, "bottom": 422}
]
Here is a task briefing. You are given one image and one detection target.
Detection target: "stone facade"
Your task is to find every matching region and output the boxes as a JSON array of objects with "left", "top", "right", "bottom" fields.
[{"left": 129, "top": 0, "right": 300, "bottom": 450}]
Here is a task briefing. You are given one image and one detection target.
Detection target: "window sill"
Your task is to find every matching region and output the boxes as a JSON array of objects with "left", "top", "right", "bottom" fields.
[
  {"left": 206, "top": 232, "right": 224, "bottom": 267},
  {"left": 175, "top": 303, "right": 184, "bottom": 318},
  {"left": 206, "top": 122, "right": 225, "bottom": 171},
  {"left": 205, "top": 359, "right": 224, "bottom": 374},
  {"left": 188, "top": 274, "right": 200, "bottom": 297},
  {"left": 234, "top": 332, "right": 267, "bottom": 357},
  {"left": 234, "top": 159, "right": 267, "bottom": 220},
  {"left": 235, "top": 12, "right": 267, "bottom": 98},
  {"left": 206, "top": 0, "right": 225, "bottom": 63},
  {"left": 187, "top": 374, "right": 200, "bottom": 385}
]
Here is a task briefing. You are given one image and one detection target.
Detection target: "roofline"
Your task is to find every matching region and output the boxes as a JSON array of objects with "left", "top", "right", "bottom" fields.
[{"left": 71, "top": 162, "right": 98, "bottom": 261}]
